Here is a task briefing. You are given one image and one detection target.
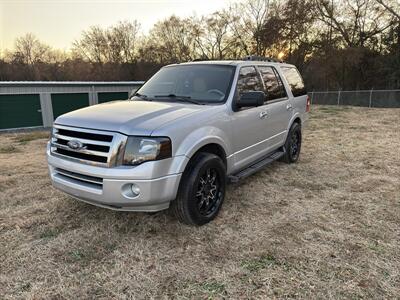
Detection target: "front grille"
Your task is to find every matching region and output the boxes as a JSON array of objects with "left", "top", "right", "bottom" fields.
[
  {"left": 57, "top": 128, "right": 113, "bottom": 142},
  {"left": 56, "top": 148, "right": 108, "bottom": 163},
  {"left": 50, "top": 125, "right": 126, "bottom": 167},
  {"left": 55, "top": 167, "right": 103, "bottom": 187}
]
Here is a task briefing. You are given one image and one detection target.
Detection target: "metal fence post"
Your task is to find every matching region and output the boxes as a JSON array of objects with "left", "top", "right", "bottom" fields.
[
  {"left": 337, "top": 89, "right": 341, "bottom": 106},
  {"left": 310, "top": 91, "right": 314, "bottom": 104},
  {"left": 369, "top": 88, "right": 373, "bottom": 108}
]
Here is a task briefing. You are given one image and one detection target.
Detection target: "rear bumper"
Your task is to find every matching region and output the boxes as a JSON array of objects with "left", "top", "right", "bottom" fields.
[{"left": 47, "top": 143, "right": 185, "bottom": 211}]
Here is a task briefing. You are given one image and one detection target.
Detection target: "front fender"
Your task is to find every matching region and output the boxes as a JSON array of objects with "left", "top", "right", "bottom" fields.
[{"left": 174, "top": 126, "right": 233, "bottom": 174}]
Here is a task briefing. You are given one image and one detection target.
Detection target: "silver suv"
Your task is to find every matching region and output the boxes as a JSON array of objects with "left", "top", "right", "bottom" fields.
[{"left": 47, "top": 57, "right": 310, "bottom": 225}]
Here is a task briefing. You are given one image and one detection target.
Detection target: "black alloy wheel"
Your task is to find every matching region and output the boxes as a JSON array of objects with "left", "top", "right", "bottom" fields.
[
  {"left": 289, "top": 128, "right": 301, "bottom": 161},
  {"left": 170, "top": 152, "right": 226, "bottom": 225},
  {"left": 195, "top": 167, "right": 223, "bottom": 217},
  {"left": 281, "top": 122, "right": 302, "bottom": 164}
]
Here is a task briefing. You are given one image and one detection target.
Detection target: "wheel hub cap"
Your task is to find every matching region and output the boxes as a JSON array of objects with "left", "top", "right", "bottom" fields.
[{"left": 196, "top": 168, "right": 220, "bottom": 216}]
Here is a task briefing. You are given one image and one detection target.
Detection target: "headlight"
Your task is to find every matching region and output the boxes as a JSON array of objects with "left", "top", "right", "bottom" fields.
[
  {"left": 50, "top": 127, "right": 56, "bottom": 139},
  {"left": 123, "top": 137, "right": 172, "bottom": 165}
]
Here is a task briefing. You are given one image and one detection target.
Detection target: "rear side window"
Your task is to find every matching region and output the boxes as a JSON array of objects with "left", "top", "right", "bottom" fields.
[
  {"left": 281, "top": 67, "right": 307, "bottom": 97},
  {"left": 237, "top": 66, "right": 263, "bottom": 95},
  {"left": 258, "top": 66, "right": 287, "bottom": 101}
]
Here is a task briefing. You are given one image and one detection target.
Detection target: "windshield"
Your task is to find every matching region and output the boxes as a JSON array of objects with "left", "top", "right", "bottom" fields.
[{"left": 135, "top": 64, "right": 235, "bottom": 103}]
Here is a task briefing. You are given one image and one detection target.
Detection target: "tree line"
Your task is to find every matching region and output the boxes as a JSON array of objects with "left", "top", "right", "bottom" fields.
[{"left": 0, "top": 0, "right": 399, "bottom": 90}]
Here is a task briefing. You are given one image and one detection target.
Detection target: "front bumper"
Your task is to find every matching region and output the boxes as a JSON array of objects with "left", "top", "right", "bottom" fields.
[{"left": 47, "top": 143, "right": 186, "bottom": 212}]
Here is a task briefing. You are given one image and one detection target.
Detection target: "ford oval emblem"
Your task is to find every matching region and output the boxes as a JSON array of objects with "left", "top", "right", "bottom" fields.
[{"left": 67, "top": 140, "right": 84, "bottom": 150}]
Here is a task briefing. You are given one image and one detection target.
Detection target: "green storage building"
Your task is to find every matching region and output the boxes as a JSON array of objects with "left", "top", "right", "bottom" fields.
[{"left": 0, "top": 82, "right": 143, "bottom": 130}]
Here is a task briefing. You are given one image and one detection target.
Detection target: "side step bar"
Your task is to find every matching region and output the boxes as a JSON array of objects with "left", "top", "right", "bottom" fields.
[{"left": 228, "top": 149, "right": 285, "bottom": 183}]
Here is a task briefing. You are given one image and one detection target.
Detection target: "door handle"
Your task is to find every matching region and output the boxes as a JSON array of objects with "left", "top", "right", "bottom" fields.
[
  {"left": 286, "top": 103, "right": 293, "bottom": 110},
  {"left": 259, "top": 111, "right": 268, "bottom": 119}
]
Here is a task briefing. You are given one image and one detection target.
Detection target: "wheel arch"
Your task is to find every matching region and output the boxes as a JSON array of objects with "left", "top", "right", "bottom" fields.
[
  {"left": 178, "top": 138, "right": 229, "bottom": 176},
  {"left": 190, "top": 143, "right": 227, "bottom": 168},
  {"left": 284, "top": 113, "right": 302, "bottom": 139},
  {"left": 292, "top": 116, "right": 301, "bottom": 126}
]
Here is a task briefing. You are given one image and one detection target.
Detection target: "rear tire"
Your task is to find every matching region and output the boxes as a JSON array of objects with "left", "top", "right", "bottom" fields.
[
  {"left": 281, "top": 122, "right": 302, "bottom": 164},
  {"left": 170, "top": 152, "right": 226, "bottom": 226}
]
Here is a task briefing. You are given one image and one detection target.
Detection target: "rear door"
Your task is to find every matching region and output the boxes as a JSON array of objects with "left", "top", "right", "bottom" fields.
[{"left": 257, "top": 65, "right": 292, "bottom": 150}]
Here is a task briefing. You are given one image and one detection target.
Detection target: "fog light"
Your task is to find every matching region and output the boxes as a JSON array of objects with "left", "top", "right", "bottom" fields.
[
  {"left": 130, "top": 184, "right": 140, "bottom": 197},
  {"left": 122, "top": 183, "right": 141, "bottom": 199}
]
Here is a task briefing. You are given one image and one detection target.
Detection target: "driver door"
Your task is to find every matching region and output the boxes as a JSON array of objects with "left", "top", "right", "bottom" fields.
[{"left": 230, "top": 66, "right": 270, "bottom": 172}]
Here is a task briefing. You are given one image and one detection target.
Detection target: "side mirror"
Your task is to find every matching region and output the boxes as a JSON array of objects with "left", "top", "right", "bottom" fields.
[{"left": 236, "top": 91, "right": 265, "bottom": 109}]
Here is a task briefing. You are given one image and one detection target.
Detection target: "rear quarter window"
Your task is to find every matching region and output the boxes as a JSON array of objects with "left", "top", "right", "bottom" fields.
[{"left": 281, "top": 67, "right": 307, "bottom": 97}]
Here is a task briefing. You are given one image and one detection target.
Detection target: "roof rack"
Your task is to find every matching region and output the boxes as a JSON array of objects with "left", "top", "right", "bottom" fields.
[
  {"left": 192, "top": 58, "right": 210, "bottom": 62},
  {"left": 242, "top": 55, "right": 281, "bottom": 63}
]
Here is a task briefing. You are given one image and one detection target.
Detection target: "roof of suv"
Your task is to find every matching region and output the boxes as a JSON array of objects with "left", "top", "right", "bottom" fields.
[{"left": 168, "top": 60, "right": 295, "bottom": 68}]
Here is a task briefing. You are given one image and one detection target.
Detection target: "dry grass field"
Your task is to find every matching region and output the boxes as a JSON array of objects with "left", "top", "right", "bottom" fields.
[{"left": 0, "top": 106, "right": 399, "bottom": 299}]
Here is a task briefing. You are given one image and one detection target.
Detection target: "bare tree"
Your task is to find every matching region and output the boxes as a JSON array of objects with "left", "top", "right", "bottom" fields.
[
  {"left": 282, "top": 0, "right": 316, "bottom": 60},
  {"left": 1, "top": 0, "right": 399, "bottom": 88},
  {"left": 315, "top": 0, "right": 392, "bottom": 48},
  {"left": 192, "top": 11, "right": 239, "bottom": 59},
  {"left": 375, "top": 0, "right": 400, "bottom": 19},
  {"left": 141, "top": 16, "right": 197, "bottom": 63},
  {"left": 229, "top": 0, "right": 271, "bottom": 56},
  {"left": 72, "top": 26, "right": 108, "bottom": 63},
  {"left": 73, "top": 21, "right": 141, "bottom": 64},
  {"left": 12, "top": 33, "right": 51, "bottom": 65},
  {"left": 107, "top": 21, "right": 140, "bottom": 63}
]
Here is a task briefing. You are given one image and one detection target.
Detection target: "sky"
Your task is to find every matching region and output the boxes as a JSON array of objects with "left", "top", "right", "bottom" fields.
[{"left": 0, "top": 0, "right": 238, "bottom": 51}]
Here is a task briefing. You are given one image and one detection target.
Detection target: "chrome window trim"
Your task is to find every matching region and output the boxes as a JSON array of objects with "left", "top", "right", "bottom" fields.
[{"left": 263, "top": 97, "right": 289, "bottom": 105}]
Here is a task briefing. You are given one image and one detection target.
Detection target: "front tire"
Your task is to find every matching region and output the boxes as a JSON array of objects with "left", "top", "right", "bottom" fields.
[
  {"left": 281, "top": 122, "right": 302, "bottom": 164},
  {"left": 170, "top": 152, "right": 226, "bottom": 226}
]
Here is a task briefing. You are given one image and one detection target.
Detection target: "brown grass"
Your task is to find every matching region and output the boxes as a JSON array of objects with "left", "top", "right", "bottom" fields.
[
  {"left": 11, "top": 131, "right": 50, "bottom": 144},
  {"left": 0, "top": 145, "right": 19, "bottom": 154},
  {"left": 0, "top": 106, "right": 399, "bottom": 299}
]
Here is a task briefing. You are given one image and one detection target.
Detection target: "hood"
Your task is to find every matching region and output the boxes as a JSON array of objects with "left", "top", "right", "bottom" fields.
[{"left": 55, "top": 100, "right": 210, "bottom": 135}]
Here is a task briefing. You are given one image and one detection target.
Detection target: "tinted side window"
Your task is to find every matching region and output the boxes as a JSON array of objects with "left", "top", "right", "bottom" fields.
[
  {"left": 237, "top": 66, "right": 263, "bottom": 95},
  {"left": 281, "top": 67, "right": 307, "bottom": 97},
  {"left": 258, "top": 66, "right": 287, "bottom": 101}
]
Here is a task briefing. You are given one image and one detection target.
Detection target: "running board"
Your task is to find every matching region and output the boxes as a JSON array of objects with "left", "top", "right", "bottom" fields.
[{"left": 228, "top": 149, "right": 285, "bottom": 183}]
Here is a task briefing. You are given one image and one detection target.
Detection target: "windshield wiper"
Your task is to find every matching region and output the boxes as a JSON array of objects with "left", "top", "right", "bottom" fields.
[
  {"left": 154, "top": 94, "right": 203, "bottom": 105},
  {"left": 133, "top": 92, "right": 151, "bottom": 101}
]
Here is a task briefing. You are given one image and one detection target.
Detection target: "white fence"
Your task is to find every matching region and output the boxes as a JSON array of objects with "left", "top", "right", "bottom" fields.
[{"left": 309, "top": 89, "right": 400, "bottom": 108}]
